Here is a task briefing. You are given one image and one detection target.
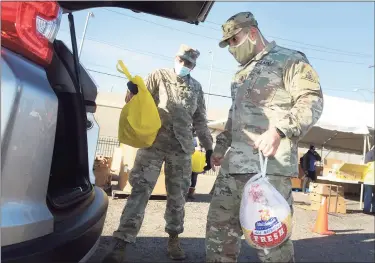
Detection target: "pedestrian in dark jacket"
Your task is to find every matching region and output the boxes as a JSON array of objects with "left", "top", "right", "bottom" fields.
[
  {"left": 188, "top": 137, "right": 199, "bottom": 199},
  {"left": 302, "top": 145, "right": 321, "bottom": 193}
]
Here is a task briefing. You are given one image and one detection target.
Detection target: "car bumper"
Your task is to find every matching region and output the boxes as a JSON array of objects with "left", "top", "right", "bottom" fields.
[{"left": 1, "top": 186, "right": 108, "bottom": 263}]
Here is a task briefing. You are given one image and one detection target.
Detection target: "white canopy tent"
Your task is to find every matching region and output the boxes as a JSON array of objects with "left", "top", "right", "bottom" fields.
[{"left": 208, "top": 94, "right": 374, "bottom": 157}]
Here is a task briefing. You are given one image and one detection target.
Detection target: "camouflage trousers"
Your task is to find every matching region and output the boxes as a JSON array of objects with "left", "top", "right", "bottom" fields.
[
  {"left": 113, "top": 145, "right": 192, "bottom": 243},
  {"left": 206, "top": 160, "right": 295, "bottom": 263}
]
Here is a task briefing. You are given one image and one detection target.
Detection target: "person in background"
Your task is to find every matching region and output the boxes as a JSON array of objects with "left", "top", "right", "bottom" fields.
[
  {"left": 188, "top": 135, "right": 200, "bottom": 199},
  {"left": 299, "top": 156, "right": 304, "bottom": 170},
  {"left": 188, "top": 136, "right": 212, "bottom": 199},
  {"left": 302, "top": 145, "right": 322, "bottom": 194},
  {"left": 363, "top": 145, "right": 375, "bottom": 215}
]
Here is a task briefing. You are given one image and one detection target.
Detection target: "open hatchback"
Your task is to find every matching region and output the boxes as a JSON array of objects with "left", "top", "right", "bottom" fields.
[{"left": 1, "top": 1, "right": 214, "bottom": 263}]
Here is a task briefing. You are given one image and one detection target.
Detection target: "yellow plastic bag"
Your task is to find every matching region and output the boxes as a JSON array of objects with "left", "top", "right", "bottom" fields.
[
  {"left": 192, "top": 150, "right": 206, "bottom": 173},
  {"left": 117, "top": 60, "right": 161, "bottom": 148}
]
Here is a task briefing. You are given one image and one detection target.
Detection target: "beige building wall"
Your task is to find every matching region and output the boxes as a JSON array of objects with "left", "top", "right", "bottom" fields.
[
  {"left": 94, "top": 92, "right": 362, "bottom": 164},
  {"left": 94, "top": 91, "right": 230, "bottom": 138}
]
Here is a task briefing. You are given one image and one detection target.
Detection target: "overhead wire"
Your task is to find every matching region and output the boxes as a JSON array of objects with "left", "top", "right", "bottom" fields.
[
  {"left": 203, "top": 20, "right": 372, "bottom": 57},
  {"left": 58, "top": 28, "right": 236, "bottom": 74},
  {"left": 59, "top": 9, "right": 372, "bottom": 68},
  {"left": 86, "top": 67, "right": 372, "bottom": 99},
  {"left": 56, "top": 9, "right": 373, "bottom": 99},
  {"left": 103, "top": 8, "right": 373, "bottom": 62},
  {"left": 86, "top": 68, "right": 233, "bottom": 98}
]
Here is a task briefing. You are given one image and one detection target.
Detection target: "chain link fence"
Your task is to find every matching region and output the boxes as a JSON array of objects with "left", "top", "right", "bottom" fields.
[{"left": 95, "top": 136, "right": 120, "bottom": 158}]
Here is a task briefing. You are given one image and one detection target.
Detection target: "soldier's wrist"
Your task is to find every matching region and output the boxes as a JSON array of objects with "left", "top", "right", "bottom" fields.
[{"left": 275, "top": 127, "right": 286, "bottom": 139}]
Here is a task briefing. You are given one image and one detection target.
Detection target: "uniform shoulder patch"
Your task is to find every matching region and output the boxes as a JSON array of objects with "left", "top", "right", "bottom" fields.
[{"left": 300, "top": 63, "right": 319, "bottom": 84}]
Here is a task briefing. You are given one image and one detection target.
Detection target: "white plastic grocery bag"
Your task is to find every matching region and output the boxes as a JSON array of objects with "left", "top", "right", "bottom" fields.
[{"left": 239, "top": 152, "right": 292, "bottom": 251}]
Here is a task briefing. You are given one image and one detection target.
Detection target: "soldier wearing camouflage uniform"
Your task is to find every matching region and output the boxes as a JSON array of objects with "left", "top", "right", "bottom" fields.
[
  {"left": 103, "top": 44, "right": 213, "bottom": 263},
  {"left": 206, "top": 12, "right": 324, "bottom": 262}
]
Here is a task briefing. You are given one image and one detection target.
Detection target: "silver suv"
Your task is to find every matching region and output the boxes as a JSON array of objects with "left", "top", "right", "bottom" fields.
[{"left": 1, "top": 1, "right": 214, "bottom": 262}]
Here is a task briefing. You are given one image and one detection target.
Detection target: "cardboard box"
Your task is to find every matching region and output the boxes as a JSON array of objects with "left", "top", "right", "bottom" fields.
[
  {"left": 291, "top": 178, "right": 302, "bottom": 189},
  {"left": 309, "top": 194, "right": 347, "bottom": 214},
  {"left": 315, "top": 166, "right": 323, "bottom": 177},
  {"left": 118, "top": 168, "right": 129, "bottom": 191},
  {"left": 94, "top": 157, "right": 111, "bottom": 188},
  {"left": 122, "top": 170, "right": 167, "bottom": 196},
  {"left": 119, "top": 144, "right": 167, "bottom": 196},
  {"left": 324, "top": 158, "right": 344, "bottom": 169},
  {"left": 309, "top": 183, "right": 344, "bottom": 196}
]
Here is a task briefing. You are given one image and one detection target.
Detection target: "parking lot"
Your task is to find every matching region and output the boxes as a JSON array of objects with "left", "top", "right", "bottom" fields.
[{"left": 90, "top": 175, "right": 375, "bottom": 262}]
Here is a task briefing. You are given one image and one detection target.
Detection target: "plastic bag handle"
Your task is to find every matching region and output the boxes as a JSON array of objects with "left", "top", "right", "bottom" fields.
[
  {"left": 258, "top": 151, "right": 268, "bottom": 177},
  {"left": 117, "top": 60, "right": 133, "bottom": 81}
]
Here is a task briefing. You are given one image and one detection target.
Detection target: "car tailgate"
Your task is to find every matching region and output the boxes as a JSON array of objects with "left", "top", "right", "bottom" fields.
[{"left": 58, "top": 1, "right": 214, "bottom": 24}]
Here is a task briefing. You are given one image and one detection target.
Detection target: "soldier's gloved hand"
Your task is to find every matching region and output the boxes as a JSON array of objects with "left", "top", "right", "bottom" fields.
[
  {"left": 125, "top": 81, "right": 138, "bottom": 103},
  {"left": 127, "top": 81, "right": 138, "bottom": 95},
  {"left": 204, "top": 150, "right": 213, "bottom": 171}
]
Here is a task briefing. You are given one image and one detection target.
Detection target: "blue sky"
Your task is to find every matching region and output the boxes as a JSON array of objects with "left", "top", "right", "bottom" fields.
[{"left": 56, "top": 2, "right": 374, "bottom": 110}]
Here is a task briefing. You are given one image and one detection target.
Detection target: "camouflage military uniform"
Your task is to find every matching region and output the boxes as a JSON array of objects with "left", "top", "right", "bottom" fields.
[
  {"left": 113, "top": 44, "right": 213, "bottom": 245},
  {"left": 206, "top": 12, "right": 324, "bottom": 262}
]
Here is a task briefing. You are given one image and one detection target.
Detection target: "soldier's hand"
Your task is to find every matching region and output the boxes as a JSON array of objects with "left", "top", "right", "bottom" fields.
[
  {"left": 125, "top": 81, "right": 139, "bottom": 103},
  {"left": 125, "top": 90, "right": 134, "bottom": 103},
  {"left": 210, "top": 153, "right": 224, "bottom": 172},
  {"left": 203, "top": 150, "right": 213, "bottom": 171},
  {"left": 254, "top": 127, "right": 281, "bottom": 157}
]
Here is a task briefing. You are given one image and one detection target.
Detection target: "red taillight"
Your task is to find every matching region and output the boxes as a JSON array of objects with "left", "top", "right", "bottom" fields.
[{"left": 1, "top": 1, "right": 62, "bottom": 67}]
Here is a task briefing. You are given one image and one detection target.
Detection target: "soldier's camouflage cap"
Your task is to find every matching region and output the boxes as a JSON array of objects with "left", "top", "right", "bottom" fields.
[
  {"left": 219, "top": 12, "right": 258, "bottom": 48},
  {"left": 176, "top": 44, "right": 200, "bottom": 65}
]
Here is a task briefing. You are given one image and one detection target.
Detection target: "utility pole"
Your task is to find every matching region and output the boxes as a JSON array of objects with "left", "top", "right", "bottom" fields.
[
  {"left": 78, "top": 11, "right": 94, "bottom": 59},
  {"left": 206, "top": 51, "right": 214, "bottom": 111}
]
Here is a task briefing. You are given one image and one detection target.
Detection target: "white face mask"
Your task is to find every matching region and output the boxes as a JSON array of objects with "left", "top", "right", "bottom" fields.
[{"left": 174, "top": 61, "right": 191, "bottom": 77}]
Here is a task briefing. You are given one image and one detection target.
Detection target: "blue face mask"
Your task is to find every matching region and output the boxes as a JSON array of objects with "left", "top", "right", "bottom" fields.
[{"left": 175, "top": 61, "right": 191, "bottom": 77}]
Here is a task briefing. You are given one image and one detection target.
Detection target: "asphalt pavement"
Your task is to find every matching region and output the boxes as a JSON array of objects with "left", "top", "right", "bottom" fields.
[{"left": 90, "top": 175, "right": 375, "bottom": 262}]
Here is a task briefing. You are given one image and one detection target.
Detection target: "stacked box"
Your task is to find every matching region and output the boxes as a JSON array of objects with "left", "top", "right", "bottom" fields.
[
  {"left": 309, "top": 183, "right": 343, "bottom": 196},
  {"left": 308, "top": 183, "right": 346, "bottom": 214}
]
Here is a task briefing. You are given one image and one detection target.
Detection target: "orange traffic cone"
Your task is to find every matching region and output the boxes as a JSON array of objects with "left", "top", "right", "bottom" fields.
[{"left": 312, "top": 196, "right": 335, "bottom": 235}]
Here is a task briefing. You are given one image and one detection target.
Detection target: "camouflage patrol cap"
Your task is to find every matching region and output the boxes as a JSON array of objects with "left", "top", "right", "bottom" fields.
[
  {"left": 219, "top": 12, "right": 258, "bottom": 48},
  {"left": 176, "top": 44, "right": 200, "bottom": 65}
]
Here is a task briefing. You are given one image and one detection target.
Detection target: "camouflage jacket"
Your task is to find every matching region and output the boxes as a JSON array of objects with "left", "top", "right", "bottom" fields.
[
  {"left": 145, "top": 68, "right": 213, "bottom": 154},
  {"left": 214, "top": 41, "right": 324, "bottom": 176}
]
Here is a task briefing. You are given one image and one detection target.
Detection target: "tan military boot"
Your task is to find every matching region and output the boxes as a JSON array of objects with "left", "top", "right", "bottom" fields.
[
  {"left": 167, "top": 234, "right": 186, "bottom": 260},
  {"left": 102, "top": 237, "right": 128, "bottom": 263},
  {"left": 187, "top": 187, "right": 195, "bottom": 199}
]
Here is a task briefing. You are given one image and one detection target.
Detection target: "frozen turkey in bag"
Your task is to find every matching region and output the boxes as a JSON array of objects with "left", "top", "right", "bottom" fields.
[{"left": 239, "top": 152, "right": 292, "bottom": 250}]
